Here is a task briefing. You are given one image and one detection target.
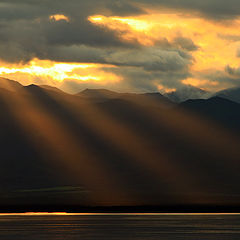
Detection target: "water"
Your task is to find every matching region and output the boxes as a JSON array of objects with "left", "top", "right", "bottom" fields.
[{"left": 0, "top": 213, "right": 240, "bottom": 239}]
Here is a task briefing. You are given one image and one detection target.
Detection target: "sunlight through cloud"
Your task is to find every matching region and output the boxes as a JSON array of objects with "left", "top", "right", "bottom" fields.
[
  {"left": 49, "top": 14, "right": 70, "bottom": 22},
  {"left": 0, "top": 59, "right": 120, "bottom": 84}
]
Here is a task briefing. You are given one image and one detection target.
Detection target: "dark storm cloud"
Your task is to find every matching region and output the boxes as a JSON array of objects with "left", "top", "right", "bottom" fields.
[
  {"left": 0, "top": 0, "right": 143, "bottom": 20},
  {"left": 106, "top": 0, "right": 146, "bottom": 16},
  {"left": 0, "top": 0, "right": 194, "bottom": 74},
  {"left": 0, "top": 18, "right": 139, "bottom": 63},
  {"left": 0, "top": 0, "right": 142, "bottom": 63},
  {"left": 154, "top": 37, "right": 199, "bottom": 52},
  {"left": 173, "top": 37, "right": 199, "bottom": 52},
  {"left": 0, "top": 2, "right": 48, "bottom": 20},
  {"left": 0, "top": 20, "right": 46, "bottom": 63},
  {"left": 225, "top": 65, "right": 240, "bottom": 78},
  {"left": 11, "top": 0, "right": 240, "bottom": 20},
  {"left": 43, "top": 18, "right": 138, "bottom": 48},
  {"left": 44, "top": 45, "right": 108, "bottom": 63},
  {"left": 0, "top": 0, "right": 201, "bottom": 65},
  {"left": 0, "top": 0, "right": 198, "bottom": 93},
  {"left": 43, "top": 45, "right": 192, "bottom": 75},
  {"left": 197, "top": 67, "right": 240, "bottom": 88},
  {"left": 114, "top": 67, "right": 190, "bottom": 91},
  {"left": 105, "top": 48, "right": 192, "bottom": 72},
  {"left": 0, "top": 0, "right": 219, "bottom": 93},
  {"left": 133, "top": 0, "right": 240, "bottom": 20}
]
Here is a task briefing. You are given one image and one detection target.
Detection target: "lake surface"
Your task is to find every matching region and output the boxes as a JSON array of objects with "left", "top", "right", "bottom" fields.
[{"left": 0, "top": 213, "right": 240, "bottom": 239}]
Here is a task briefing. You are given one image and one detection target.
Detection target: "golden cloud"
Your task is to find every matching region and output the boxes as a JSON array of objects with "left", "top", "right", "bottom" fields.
[
  {"left": 49, "top": 14, "right": 70, "bottom": 22},
  {"left": 89, "top": 11, "right": 240, "bottom": 90}
]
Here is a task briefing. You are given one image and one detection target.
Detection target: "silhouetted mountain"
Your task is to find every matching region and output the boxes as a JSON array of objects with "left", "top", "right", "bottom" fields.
[
  {"left": 165, "top": 85, "right": 210, "bottom": 103},
  {"left": 39, "top": 85, "right": 65, "bottom": 93},
  {"left": 180, "top": 96, "right": 240, "bottom": 109},
  {"left": 0, "top": 82, "right": 240, "bottom": 208},
  {"left": 179, "top": 96, "right": 240, "bottom": 131},
  {"left": 77, "top": 88, "right": 171, "bottom": 106},
  {"left": 23, "top": 83, "right": 41, "bottom": 91},
  {"left": 214, "top": 87, "right": 240, "bottom": 103},
  {"left": 141, "top": 92, "right": 170, "bottom": 102},
  {"left": 0, "top": 77, "right": 23, "bottom": 92},
  {"left": 77, "top": 88, "right": 121, "bottom": 102}
]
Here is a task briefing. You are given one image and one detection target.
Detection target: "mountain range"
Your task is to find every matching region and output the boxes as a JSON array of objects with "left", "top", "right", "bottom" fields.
[
  {"left": 213, "top": 87, "right": 240, "bottom": 103},
  {"left": 0, "top": 77, "right": 240, "bottom": 209},
  {"left": 2, "top": 76, "right": 240, "bottom": 104},
  {"left": 164, "top": 85, "right": 210, "bottom": 103}
]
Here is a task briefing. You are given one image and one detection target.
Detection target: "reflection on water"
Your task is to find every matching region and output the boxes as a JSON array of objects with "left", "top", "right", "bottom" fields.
[{"left": 0, "top": 214, "right": 240, "bottom": 239}]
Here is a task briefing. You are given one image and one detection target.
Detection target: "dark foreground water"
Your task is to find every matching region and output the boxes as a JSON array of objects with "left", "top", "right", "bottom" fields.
[{"left": 0, "top": 213, "right": 240, "bottom": 239}]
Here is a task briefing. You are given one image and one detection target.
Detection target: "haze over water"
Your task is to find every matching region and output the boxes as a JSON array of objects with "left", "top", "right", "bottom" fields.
[{"left": 0, "top": 213, "right": 240, "bottom": 240}]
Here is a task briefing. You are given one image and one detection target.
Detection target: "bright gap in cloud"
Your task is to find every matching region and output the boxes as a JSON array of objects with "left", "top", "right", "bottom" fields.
[
  {"left": 49, "top": 14, "right": 70, "bottom": 22},
  {"left": 0, "top": 58, "right": 121, "bottom": 84},
  {"left": 89, "top": 15, "right": 152, "bottom": 31}
]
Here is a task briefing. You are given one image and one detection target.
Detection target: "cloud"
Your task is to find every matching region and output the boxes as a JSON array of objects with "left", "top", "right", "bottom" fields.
[
  {"left": 0, "top": 0, "right": 142, "bottom": 63},
  {"left": 51, "top": 44, "right": 193, "bottom": 93},
  {"left": 114, "top": 67, "right": 190, "bottom": 91},
  {"left": 0, "top": 0, "right": 197, "bottom": 94},
  {"left": 173, "top": 37, "right": 199, "bottom": 51},
  {"left": 133, "top": 0, "right": 240, "bottom": 20},
  {"left": 57, "top": 62, "right": 191, "bottom": 94},
  {"left": 193, "top": 67, "right": 240, "bottom": 90},
  {"left": 43, "top": 45, "right": 108, "bottom": 63},
  {"left": 236, "top": 48, "right": 240, "bottom": 57},
  {"left": 0, "top": 0, "right": 219, "bottom": 66},
  {"left": 225, "top": 65, "right": 240, "bottom": 78},
  {"left": 218, "top": 34, "right": 240, "bottom": 42},
  {"left": 106, "top": 0, "right": 146, "bottom": 16},
  {"left": 105, "top": 47, "right": 192, "bottom": 72},
  {"left": 0, "top": 0, "right": 239, "bottom": 93}
]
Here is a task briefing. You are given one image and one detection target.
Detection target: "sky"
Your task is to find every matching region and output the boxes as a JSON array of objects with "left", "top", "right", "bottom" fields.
[{"left": 0, "top": 0, "right": 240, "bottom": 93}]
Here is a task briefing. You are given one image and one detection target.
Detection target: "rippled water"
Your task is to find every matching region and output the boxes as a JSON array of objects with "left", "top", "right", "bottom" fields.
[{"left": 0, "top": 213, "right": 240, "bottom": 239}]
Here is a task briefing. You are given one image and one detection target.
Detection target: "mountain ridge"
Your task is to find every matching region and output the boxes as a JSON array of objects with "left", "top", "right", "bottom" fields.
[
  {"left": 0, "top": 78, "right": 240, "bottom": 206},
  {"left": 164, "top": 85, "right": 210, "bottom": 103},
  {"left": 1, "top": 77, "right": 240, "bottom": 104},
  {"left": 214, "top": 87, "right": 240, "bottom": 103}
]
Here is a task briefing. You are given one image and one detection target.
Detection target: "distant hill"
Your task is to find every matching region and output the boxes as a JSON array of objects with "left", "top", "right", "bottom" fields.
[
  {"left": 77, "top": 88, "right": 122, "bottom": 102},
  {"left": 165, "top": 85, "right": 210, "bottom": 103},
  {"left": 39, "top": 85, "right": 65, "bottom": 93},
  {"left": 77, "top": 88, "right": 171, "bottom": 106},
  {"left": 141, "top": 92, "right": 170, "bottom": 102},
  {"left": 179, "top": 96, "right": 240, "bottom": 131},
  {"left": 0, "top": 77, "right": 23, "bottom": 92},
  {"left": 214, "top": 87, "right": 240, "bottom": 103}
]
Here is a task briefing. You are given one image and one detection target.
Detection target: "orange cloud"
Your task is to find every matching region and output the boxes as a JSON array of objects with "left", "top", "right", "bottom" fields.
[
  {"left": 1, "top": 10, "right": 240, "bottom": 92},
  {"left": 49, "top": 14, "right": 70, "bottom": 22},
  {"left": 157, "top": 84, "right": 176, "bottom": 93},
  {"left": 182, "top": 78, "right": 220, "bottom": 91},
  {"left": 88, "top": 15, "right": 155, "bottom": 45},
  {"left": 89, "top": 11, "right": 240, "bottom": 90}
]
